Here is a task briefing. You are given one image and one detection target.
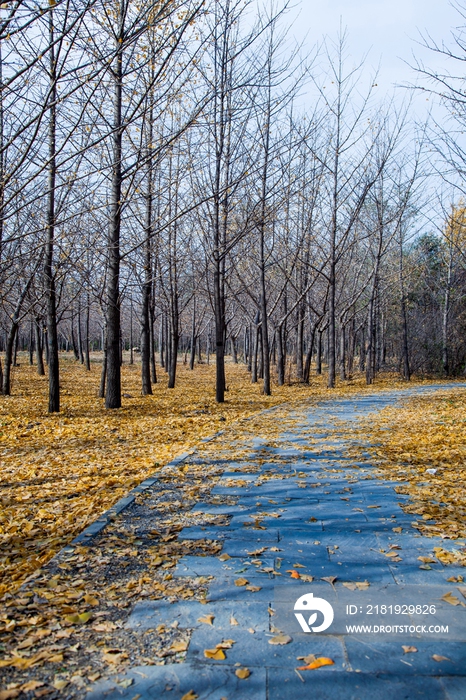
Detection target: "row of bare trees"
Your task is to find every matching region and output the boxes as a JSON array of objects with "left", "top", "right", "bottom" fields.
[{"left": 1, "top": 0, "right": 466, "bottom": 413}]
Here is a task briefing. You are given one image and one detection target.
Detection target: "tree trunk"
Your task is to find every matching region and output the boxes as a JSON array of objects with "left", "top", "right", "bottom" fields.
[
  {"left": 149, "top": 310, "right": 157, "bottom": 384},
  {"left": 45, "top": 10, "right": 59, "bottom": 413},
  {"left": 35, "top": 320, "right": 45, "bottom": 376},
  {"left": 77, "top": 301, "right": 84, "bottom": 364},
  {"left": 303, "top": 323, "right": 316, "bottom": 384},
  {"left": 277, "top": 324, "right": 285, "bottom": 386},
  {"left": 339, "top": 321, "right": 346, "bottom": 380},
  {"left": 99, "top": 330, "right": 107, "bottom": 399},
  {"left": 316, "top": 330, "right": 322, "bottom": 375},
  {"left": 84, "top": 294, "right": 91, "bottom": 370},
  {"left": 105, "top": 26, "right": 124, "bottom": 409},
  {"left": 2, "top": 322, "right": 18, "bottom": 395},
  {"left": 29, "top": 321, "right": 34, "bottom": 365}
]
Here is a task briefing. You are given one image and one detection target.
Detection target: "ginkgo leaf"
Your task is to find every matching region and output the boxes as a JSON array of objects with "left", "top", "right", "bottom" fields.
[
  {"left": 235, "top": 578, "right": 249, "bottom": 587},
  {"left": 181, "top": 691, "right": 198, "bottom": 700},
  {"left": 432, "top": 654, "right": 451, "bottom": 662},
  {"left": 230, "top": 616, "right": 239, "bottom": 625},
  {"left": 297, "top": 657, "right": 334, "bottom": 670},
  {"left": 204, "top": 648, "right": 226, "bottom": 660},
  {"left": 64, "top": 611, "right": 92, "bottom": 624},
  {"left": 441, "top": 592, "right": 464, "bottom": 606},
  {"left": 246, "top": 585, "right": 261, "bottom": 592},
  {"left": 268, "top": 634, "right": 292, "bottom": 645},
  {"left": 216, "top": 639, "right": 235, "bottom": 649},
  {"left": 287, "top": 569, "right": 301, "bottom": 579},
  {"left": 343, "top": 581, "right": 370, "bottom": 590},
  {"left": 300, "top": 574, "right": 314, "bottom": 582},
  {"left": 321, "top": 576, "right": 337, "bottom": 585},
  {"left": 197, "top": 614, "right": 215, "bottom": 626},
  {"left": 218, "top": 553, "right": 231, "bottom": 561},
  {"left": 235, "top": 668, "right": 250, "bottom": 679},
  {"left": 402, "top": 646, "right": 417, "bottom": 653},
  {"left": 170, "top": 640, "right": 189, "bottom": 652}
]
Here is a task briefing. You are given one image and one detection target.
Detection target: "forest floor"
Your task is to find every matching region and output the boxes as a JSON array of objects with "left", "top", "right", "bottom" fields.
[{"left": 0, "top": 375, "right": 465, "bottom": 698}]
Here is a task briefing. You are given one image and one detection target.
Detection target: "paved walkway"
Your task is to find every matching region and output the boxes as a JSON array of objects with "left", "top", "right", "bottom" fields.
[{"left": 86, "top": 386, "right": 466, "bottom": 700}]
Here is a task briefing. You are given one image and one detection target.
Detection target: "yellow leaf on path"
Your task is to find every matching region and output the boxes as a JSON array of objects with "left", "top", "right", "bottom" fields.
[
  {"left": 52, "top": 680, "right": 68, "bottom": 690},
  {"left": 230, "top": 616, "right": 239, "bottom": 626},
  {"left": 197, "top": 614, "right": 215, "bottom": 626},
  {"left": 458, "top": 587, "right": 466, "bottom": 600},
  {"left": 402, "top": 646, "right": 418, "bottom": 653},
  {"left": 432, "top": 654, "right": 451, "bottom": 662},
  {"left": 385, "top": 551, "right": 402, "bottom": 558},
  {"left": 20, "top": 681, "right": 44, "bottom": 692},
  {"left": 268, "top": 635, "right": 292, "bottom": 646},
  {"left": 0, "top": 691, "right": 21, "bottom": 700},
  {"left": 300, "top": 574, "right": 314, "bottom": 582},
  {"left": 215, "top": 640, "right": 235, "bottom": 649},
  {"left": 297, "top": 657, "right": 334, "bottom": 670},
  {"left": 292, "top": 563, "right": 306, "bottom": 568},
  {"left": 204, "top": 648, "right": 226, "bottom": 660},
  {"left": 181, "top": 692, "right": 198, "bottom": 700},
  {"left": 322, "top": 576, "right": 337, "bottom": 585},
  {"left": 246, "top": 585, "right": 261, "bottom": 592},
  {"left": 441, "top": 592, "right": 464, "bottom": 606},
  {"left": 287, "top": 570, "right": 301, "bottom": 579},
  {"left": 235, "top": 578, "right": 249, "bottom": 587},
  {"left": 65, "top": 611, "right": 92, "bottom": 624},
  {"left": 218, "top": 553, "right": 231, "bottom": 561},
  {"left": 343, "top": 581, "right": 370, "bottom": 590},
  {"left": 84, "top": 593, "right": 99, "bottom": 606},
  {"left": 418, "top": 557, "right": 436, "bottom": 564},
  {"left": 170, "top": 641, "right": 189, "bottom": 653},
  {"left": 235, "top": 668, "right": 251, "bottom": 679},
  {"left": 392, "top": 527, "right": 403, "bottom": 533}
]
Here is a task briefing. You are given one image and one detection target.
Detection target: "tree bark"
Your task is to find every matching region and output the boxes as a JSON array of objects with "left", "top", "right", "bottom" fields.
[{"left": 105, "top": 23, "right": 124, "bottom": 409}]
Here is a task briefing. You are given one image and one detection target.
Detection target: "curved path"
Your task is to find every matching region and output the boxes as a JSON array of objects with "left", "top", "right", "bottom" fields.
[{"left": 87, "top": 385, "right": 466, "bottom": 700}]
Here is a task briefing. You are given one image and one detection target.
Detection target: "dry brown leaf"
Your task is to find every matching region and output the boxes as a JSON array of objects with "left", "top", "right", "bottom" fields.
[
  {"left": 297, "top": 657, "right": 334, "bottom": 670},
  {"left": 181, "top": 692, "right": 198, "bottom": 700},
  {"left": 235, "top": 668, "right": 250, "bottom": 679},
  {"left": 268, "top": 635, "right": 292, "bottom": 646},
  {"left": 170, "top": 640, "right": 189, "bottom": 653},
  {"left": 218, "top": 553, "right": 231, "bottom": 562},
  {"left": 246, "top": 585, "right": 261, "bottom": 592},
  {"left": 287, "top": 570, "right": 301, "bottom": 579},
  {"left": 197, "top": 614, "right": 215, "bottom": 626},
  {"left": 300, "top": 574, "right": 314, "bottom": 582},
  {"left": 441, "top": 592, "right": 464, "bottom": 606},
  {"left": 230, "top": 616, "right": 239, "bottom": 626},
  {"left": 235, "top": 578, "right": 249, "bottom": 587},
  {"left": 402, "top": 646, "right": 418, "bottom": 653},
  {"left": 432, "top": 654, "right": 451, "bottom": 662}
]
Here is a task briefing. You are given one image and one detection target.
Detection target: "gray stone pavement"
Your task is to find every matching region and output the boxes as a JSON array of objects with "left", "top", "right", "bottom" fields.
[{"left": 86, "top": 385, "right": 466, "bottom": 700}]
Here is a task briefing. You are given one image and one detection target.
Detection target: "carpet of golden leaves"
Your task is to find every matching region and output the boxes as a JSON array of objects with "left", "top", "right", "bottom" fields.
[
  {"left": 360, "top": 390, "right": 466, "bottom": 543},
  {"left": 0, "top": 353, "right": 455, "bottom": 599}
]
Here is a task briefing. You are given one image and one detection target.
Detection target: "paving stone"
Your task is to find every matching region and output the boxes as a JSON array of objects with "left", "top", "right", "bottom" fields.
[
  {"left": 267, "top": 670, "right": 449, "bottom": 699},
  {"left": 440, "top": 676, "right": 466, "bottom": 699},
  {"left": 186, "top": 628, "right": 346, "bottom": 669},
  {"left": 86, "top": 663, "right": 267, "bottom": 700},
  {"left": 345, "top": 639, "right": 466, "bottom": 675},
  {"left": 127, "top": 599, "right": 271, "bottom": 632}
]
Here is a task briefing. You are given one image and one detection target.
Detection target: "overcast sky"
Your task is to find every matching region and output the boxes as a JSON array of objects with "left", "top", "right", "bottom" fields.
[{"left": 286, "top": 0, "right": 462, "bottom": 116}]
